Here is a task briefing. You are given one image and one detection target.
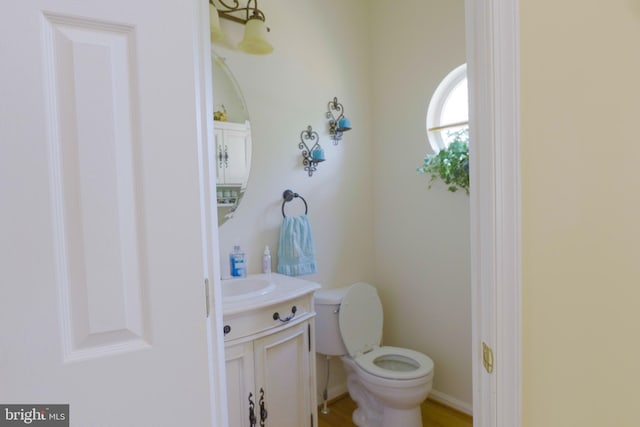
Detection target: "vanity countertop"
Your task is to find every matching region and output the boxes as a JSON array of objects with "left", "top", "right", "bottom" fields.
[{"left": 221, "top": 273, "right": 321, "bottom": 316}]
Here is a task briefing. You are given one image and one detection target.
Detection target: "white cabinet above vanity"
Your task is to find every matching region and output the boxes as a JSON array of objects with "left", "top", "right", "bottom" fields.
[
  {"left": 221, "top": 273, "right": 321, "bottom": 427},
  {"left": 214, "top": 120, "right": 251, "bottom": 186}
]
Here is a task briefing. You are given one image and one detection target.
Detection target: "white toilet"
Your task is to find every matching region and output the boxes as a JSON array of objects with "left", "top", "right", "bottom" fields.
[{"left": 314, "top": 282, "right": 434, "bottom": 427}]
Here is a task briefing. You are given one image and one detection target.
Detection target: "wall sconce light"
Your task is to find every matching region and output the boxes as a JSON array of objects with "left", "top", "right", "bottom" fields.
[
  {"left": 326, "top": 96, "right": 352, "bottom": 144},
  {"left": 298, "top": 125, "right": 325, "bottom": 177},
  {"left": 209, "top": 0, "right": 273, "bottom": 55}
]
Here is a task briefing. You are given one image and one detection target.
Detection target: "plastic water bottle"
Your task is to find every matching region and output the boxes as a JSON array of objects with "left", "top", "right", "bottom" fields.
[{"left": 230, "top": 245, "right": 246, "bottom": 277}]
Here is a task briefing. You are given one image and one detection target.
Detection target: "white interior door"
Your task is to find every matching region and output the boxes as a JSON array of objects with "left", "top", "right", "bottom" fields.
[{"left": 0, "top": 0, "right": 217, "bottom": 425}]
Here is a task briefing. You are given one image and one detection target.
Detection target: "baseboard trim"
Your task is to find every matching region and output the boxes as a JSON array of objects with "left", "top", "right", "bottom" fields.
[{"left": 429, "top": 389, "right": 473, "bottom": 416}]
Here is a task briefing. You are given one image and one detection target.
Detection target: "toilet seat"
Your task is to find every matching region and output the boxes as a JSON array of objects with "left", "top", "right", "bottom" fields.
[
  {"left": 337, "top": 283, "right": 434, "bottom": 381},
  {"left": 354, "top": 346, "right": 434, "bottom": 381}
]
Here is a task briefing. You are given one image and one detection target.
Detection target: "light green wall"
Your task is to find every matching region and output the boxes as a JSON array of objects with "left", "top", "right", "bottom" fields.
[
  {"left": 521, "top": 0, "right": 640, "bottom": 425},
  {"left": 370, "top": 0, "right": 471, "bottom": 408}
]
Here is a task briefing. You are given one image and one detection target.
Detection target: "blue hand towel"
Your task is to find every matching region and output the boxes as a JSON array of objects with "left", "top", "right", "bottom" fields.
[{"left": 277, "top": 214, "right": 317, "bottom": 276}]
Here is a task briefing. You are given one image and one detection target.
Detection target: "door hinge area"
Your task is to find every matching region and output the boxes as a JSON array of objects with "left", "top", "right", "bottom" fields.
[
  {"left": 482, "top": 342, "right": 494, "bottom": 374},
  {"left": 308, "top": 323, "right": 312, "bottom": 352}
]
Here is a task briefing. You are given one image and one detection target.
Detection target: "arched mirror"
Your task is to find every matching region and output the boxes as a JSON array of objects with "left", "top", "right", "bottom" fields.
[{"left": 211, "top": 50, "right": 252, "bottom": 226}]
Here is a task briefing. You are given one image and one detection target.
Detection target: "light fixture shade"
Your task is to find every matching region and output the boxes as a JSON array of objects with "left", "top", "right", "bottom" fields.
[
  {"left": 238, "top": 17, "right": 273, "bottom": 55},
  {"left": 209, "top": 3, "right": 226, "bottom": 43}
]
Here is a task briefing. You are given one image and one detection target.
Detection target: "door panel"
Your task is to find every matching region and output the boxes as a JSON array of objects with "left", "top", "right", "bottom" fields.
[
  {"left": 225, "top": 342, "right": 255, "bottom": 427},
  {"left": 43, "top": 12, "right": 150, "bottom": 360},
  {"left": 0, "top": 1, "right": 215, "bottom": 425},
  {"left": 254, "top": 323, "right": 311, "bottom": 427}
]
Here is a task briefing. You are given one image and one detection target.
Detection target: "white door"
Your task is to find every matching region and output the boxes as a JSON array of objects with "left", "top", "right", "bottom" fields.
[{"left": 0, "top": 0, "right": 217, "bottom": 425}]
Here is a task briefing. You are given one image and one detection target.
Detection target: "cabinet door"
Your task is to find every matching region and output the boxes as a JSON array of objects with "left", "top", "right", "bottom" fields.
[
  {"left": 254, "top": 322, "right": 312, "bottom": 427},
  {"left": 223, "top": 127, "right": 250, "bottom": 184},
  {"left": 214, "top": 123, "right": 250, "bottom": 185},
  {"left": 214, "top": 127, "right": 228, "bottom": 184},
  {"left": 225, "top": 341, "right": 256, "bottom": 427}
]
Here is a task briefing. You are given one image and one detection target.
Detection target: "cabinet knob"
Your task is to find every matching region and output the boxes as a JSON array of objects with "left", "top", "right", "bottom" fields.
[{"left": 223, "top": 325, "right": 231, "bottom": 335}]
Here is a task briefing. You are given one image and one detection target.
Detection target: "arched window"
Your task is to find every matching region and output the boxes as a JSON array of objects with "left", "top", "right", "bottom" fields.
[{"left": 426, "top": 64, "right": 468, "bottom": 151}]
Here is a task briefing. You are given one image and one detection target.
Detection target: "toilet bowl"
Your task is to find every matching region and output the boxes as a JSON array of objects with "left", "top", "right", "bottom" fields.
[{"left": 314, "top": 283, "right": 434, "bottom": 427}]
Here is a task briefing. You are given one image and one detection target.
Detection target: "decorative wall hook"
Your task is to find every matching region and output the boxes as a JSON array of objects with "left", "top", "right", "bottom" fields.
[
  {"left": 326, "top": 96, "right": 352, "bottom": 144},
  {"left": 298, "top": 125, "right": 325, "bottom": 177}
]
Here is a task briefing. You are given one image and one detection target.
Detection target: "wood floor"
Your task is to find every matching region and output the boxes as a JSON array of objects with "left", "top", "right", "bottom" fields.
[{"left": 317, "top": 394, "right": 472, "bottom": 427}]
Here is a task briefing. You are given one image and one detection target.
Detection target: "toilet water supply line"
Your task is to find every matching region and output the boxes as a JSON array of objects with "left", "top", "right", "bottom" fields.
[{"left": 321, "top": 355, "right": 331, "bottom": 415}]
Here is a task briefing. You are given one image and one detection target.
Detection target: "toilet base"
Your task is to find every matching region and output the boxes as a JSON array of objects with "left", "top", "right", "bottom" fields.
[
  {"left": 351, "top": 404, "right": 422, "bottom": 427},
  {"left": 381, "top": 407, "right": 422, "bottom": 427},
  {"left": 347, "top": 372, "right": 382, "bottom": 427},
  {"left": 341, "top": 356, "right": 430, "bottom": 427}
]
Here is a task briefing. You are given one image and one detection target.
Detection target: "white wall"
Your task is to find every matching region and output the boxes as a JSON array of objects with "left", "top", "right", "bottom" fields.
[
  {"left": 213, "top": 0, "right": 471, "bottom": 410},
  {"left": 214, "top": 0, "right": 374, "bottom": 284},
  {"left": 370, "top": 0, "right": 471, "bottom": 410}
]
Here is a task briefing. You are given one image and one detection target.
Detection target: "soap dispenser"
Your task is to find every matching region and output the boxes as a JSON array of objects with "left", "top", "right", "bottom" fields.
[{"left": 262, "top": 246, "right": 272, "bottom": 274}]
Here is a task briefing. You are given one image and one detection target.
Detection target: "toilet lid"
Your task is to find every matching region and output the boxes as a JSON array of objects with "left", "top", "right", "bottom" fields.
[{"left": 338, "top": 283, "right": 383, "bottom": 357}]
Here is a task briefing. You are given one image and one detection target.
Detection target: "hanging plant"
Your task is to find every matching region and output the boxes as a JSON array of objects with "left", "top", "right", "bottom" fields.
[{"left": 417, "top": 128, "right": 469, "bottom": 194}]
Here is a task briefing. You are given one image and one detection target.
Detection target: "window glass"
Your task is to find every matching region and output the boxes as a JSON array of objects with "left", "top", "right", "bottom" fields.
[{"left": 426, "top": 64, "right": 468, "bottom": 151}]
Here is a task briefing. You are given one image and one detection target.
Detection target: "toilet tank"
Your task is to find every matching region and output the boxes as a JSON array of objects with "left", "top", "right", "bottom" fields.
[{"left": 313, "top": 288, "right": 349, "bottom": 356}]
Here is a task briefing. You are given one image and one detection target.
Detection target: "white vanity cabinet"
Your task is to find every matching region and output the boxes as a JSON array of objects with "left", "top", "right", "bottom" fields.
[
  {"left": 215, "top": 120, "right": 251, "bottom": 186},
  {"left": 222, "top": 278, "right": 319, "bottom": 427}
]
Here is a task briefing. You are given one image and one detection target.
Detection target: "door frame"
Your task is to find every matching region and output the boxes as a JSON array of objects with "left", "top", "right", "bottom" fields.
[
  {"left": 195, "top": 1, "right": 229, "bottom": 425},
  {"left": 466, "top": 0, "right": 521, "bottom": 426}
]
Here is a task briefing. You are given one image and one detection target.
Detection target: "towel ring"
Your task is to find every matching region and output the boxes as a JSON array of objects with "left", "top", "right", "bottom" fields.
[{"left": 282, "top": 189, "right": 308, "bottom": 217}]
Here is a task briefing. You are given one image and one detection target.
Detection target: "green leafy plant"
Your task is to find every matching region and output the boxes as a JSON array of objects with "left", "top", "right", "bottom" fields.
[{"left": 417, "top": 128, "right": 469, "bottom": 194}]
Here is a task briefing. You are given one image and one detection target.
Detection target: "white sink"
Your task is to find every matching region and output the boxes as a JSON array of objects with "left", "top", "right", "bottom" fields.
[
  {"left": 220, "top": 273, "right": 321, "bottom": 316},
  {"left": 222, "top": 277, "right": 276, "bottom": 302}
]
